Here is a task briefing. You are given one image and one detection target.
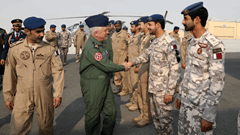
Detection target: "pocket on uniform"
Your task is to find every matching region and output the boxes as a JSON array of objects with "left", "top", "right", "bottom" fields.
[{"left": 40, "top": 61, "right": 51, "bottom": 78}]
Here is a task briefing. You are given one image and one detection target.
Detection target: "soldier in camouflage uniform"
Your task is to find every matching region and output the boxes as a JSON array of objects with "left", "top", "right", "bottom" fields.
[
  {"left": 169, "top": 26, "right": 181, "bottom": 45},
  {"left": 57, "top": 24, "right": 71, "bottom": 65},
  {"left": 176, "top": 2, "right": 225, "bottom": 135},
  {"left": 127, "top": 14, "right": 181, "bottom": 135}
]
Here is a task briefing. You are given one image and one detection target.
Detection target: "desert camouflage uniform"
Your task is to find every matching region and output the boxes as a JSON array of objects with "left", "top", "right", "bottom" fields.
[
  {"left": 57, "top": 30, "right": 71, "bottom": 64},
  {"left": 133, "top": 32, "right": 181, "bottom": 134},
  {"left": 178, "top": 30, "right": 225, "bottom": 135}
]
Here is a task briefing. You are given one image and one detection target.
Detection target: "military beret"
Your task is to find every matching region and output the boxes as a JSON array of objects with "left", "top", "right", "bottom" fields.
[
  {"left": 181, "top": 2, "right": 203, "bottom": 15},
  {"left": 23, "top": 17, "right": 46, "bottom": 29},
  {"left": 11, "top": 19, "right": 23, "bottom": 24},
  {"left": 138, "top": 16, "right": 149, "bottom": 23},
  {"left": 109, "top": 20, "right": 115, "bottom": 25},
  {"left": 122, "top": 26, "right": 128, "bottom": 30},
  {"left": 174, "top": 26, "right": 180, "bottom": 30},
  {"left": 114, "top": 20, "right": 122, "bottom": 25},
  {"left": 79, "top": 24, "right": 84, "bottom": 28},
  {"left": 147, "top": 14, "right": 164, "bottom": 22},
  {"left": 50, "top": 24, "right": 56, "bottom": 28},
  {"left": 130, "top": 20, "right": 139, "bottom": 26},
  {"left": 85, "top": 14, "right": 109, "bottom": 28},
  {"left": 61, "top": 24, "right": 66, "bottom": 28}
]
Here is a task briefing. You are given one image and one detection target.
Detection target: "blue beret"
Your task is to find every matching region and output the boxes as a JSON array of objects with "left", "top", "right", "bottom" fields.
[
  {"left": 109, "top": 20, "right": 115, "bottom": 24},
  {"left": 114, "top": 20, "right": 122, "bottom": 25},
  {"left": 130, "top": 20, "right": 139, "bottom": 26},
  {"left": 147, "top": 14, "right": 164, "bottom": 22},
  {"left": 79, "top": 24, "right": 84, "bottom": 28},
  {"left": 174, "top": 26, "right": 180, "bottom": 30},
  {"left": 85, "top": 14, "right": 109, "bottom": 28},
  {"left": 24, "top": 17, "right": 46, "bottom": 29},
  {"left": 61, "top": 24, "right": 66, "bottom": 27},
  {"left": 138, "top": 16, "right": 149, "bottom": 23},
  {"left": 123, "top": 26, "right": 128, "bottom": 30},
  {"left": 50, "top": 24, "right": 56, "bottom": 28},
  {"left": 181, "top": 2, "right": 203, "bottom": 15},
  {"left": 11, "top": 19, "right": 22, "bottom": 24}
]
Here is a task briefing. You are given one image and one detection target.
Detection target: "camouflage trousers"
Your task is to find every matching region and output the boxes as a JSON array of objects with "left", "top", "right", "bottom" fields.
[
  {"left": 149, "top": 93, "right": 173, "bottom": 135},
  {"left": 178, "top": 103, "right": 215, "bottom": 135},
  {"left": 59, "top": 47, "right": 68, "bottom": 64}
]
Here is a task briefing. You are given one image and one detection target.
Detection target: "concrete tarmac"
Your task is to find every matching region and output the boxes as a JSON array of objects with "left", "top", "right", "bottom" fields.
[{"left": 0, "top": 53, "right": 240, "bottom": 135}]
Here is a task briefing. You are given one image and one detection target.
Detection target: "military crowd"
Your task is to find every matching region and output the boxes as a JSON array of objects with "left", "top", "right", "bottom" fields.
[{"left": 0, "top": 1, "right": 227, "bottom": 135}]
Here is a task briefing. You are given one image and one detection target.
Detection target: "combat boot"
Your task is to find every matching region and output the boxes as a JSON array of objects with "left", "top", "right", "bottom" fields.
[
  {"left": 132, "top": 114, "right": 142, "bottom": 123},
  {"left": 128, "top": 104, "right": 138, "bottom": 111},
  {"left": 113, "top": 86, "right": 121, "bottom": 94},
  {"left": 125, "top": 102, "right": 133, "bottom": 108},
  {"left": 136, "top": 117, "right": 151, "bottom": 128},
  {"left": 117, "top": 91, "right": 128, "bottom": 96}
]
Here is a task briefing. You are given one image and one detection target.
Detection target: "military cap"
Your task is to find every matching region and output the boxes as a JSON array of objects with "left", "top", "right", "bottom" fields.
[
  {"left": 61, "top": 24, "right": 66, "bottom": 28},
  {"left": 181, "top": 2, "right": 203, "bottom": 15},
  {"left": 114, "top": 20, "right": 122, "bottom": 25},
  {"left": 122, "top": 26, "right": 128, "bottom": 30},
  {"left": 174, "top": 26, "right": 180, "bottom": 30},
  {"left": 147, "top": 14, "right": 164, "bottom": 22},
  {"left": 11, "top": 19, "right": 23, "bottom": 24},
  {"left": 85, "top": 14, "right": 109, "bottom": 28},
  {"left": 23, "top": 17, "right": 46, "bottom": 29},
  {"left": 50, "top": 24, "right": 56, "bottom": 28},
  {"left": 109, "top": 20, "right": 115, "bottom": 24},
  {"left": 79, "top": 24, "right": 84, "bottom": 28},
  {"left": 138, "top": 16, "right": 149, "bottom": 23},
  {"left": 130, "top": 20, "right": 139, "bottom": 26}
]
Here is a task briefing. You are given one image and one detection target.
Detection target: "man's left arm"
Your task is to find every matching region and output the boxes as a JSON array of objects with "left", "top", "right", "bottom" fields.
[
  {"left": 201, "top": 41, "right": 225, "bottom": 123},
  {"left": 68, "top": 32, "right": 72, "bottom": 47},
  {"left": 166, "top": 41, "right": 181, "bottom": 96},
  {"left": 51, "top": 49, "right": 64, "bottom": 98}
]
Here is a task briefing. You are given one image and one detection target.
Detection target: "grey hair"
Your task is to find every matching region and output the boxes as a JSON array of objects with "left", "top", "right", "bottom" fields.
[{"left": 89, "top": 27, "right": 102, "bottom": 36}]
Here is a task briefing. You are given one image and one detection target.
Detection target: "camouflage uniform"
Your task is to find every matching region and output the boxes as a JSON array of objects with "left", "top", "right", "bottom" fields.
[
  {"left": 178, "top": 30, "right": 225, "bottom": 135},
  {"left": 57, "top": 30, "right": 71, "bottom": 64},
  {"left": 133, "top": 32, "right": 181, "bottom": 134}
]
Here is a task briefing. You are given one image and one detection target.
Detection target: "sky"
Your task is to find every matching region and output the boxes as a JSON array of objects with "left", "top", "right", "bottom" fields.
[{"left": 0, "top": 0, "right": 240, "bottom": 33}]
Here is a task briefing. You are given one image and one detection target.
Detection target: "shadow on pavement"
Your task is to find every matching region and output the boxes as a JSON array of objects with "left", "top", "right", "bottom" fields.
[
  {"left": 53, "top": 97, "right": 86, "bottom": 135},
  {"left": 0, "top": 113, "right": 11, "bottom": 128}
]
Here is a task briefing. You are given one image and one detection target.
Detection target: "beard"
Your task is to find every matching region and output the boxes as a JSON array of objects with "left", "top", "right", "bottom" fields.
[
  {"left": 29, "top": 33, "right": 43, "bottom": 43},
  {"left": 184, "top": 22, "right": 194, "bottom": 31},
  {"left": 116, "top": 28, "right": 121, "bottom": 32}
]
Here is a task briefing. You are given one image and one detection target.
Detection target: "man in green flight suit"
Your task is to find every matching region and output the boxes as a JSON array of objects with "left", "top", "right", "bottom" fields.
[
  {"left": 0, "top": 28, "right": 6, "bottom": 85},
  {"left": 80, "top": 15, "right": 129, "bottom": 135}
]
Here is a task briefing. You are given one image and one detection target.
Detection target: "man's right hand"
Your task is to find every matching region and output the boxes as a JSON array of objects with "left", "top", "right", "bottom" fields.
[
  {"left": 182, "top": 64, "right": 186, "bottom": 69},
  {"left": 126, "top": 62, "right": 134, "bottom": 69},
  {"left": 175, "top": 98, "right": 181, "bottom": 110},
  {"left": 1, "top": 59, "right": 5, "bottom": 65},
  {"left": 5, "top": 101, "right": 14, "bottom": 111},
  {"left": 123, "top": 62, "right": 130, "bottom": 71},
  {"left": 134, "top": 67, "right": 139, "bottom": 73}
]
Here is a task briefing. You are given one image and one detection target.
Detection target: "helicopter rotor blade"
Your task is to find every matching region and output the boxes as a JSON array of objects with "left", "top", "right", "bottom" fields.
[
  {"left": 164, "top": 10, "right": 168, "bottom": 19},
  {"left": 107, "top": 15, "right": 143, "bottom": 18},
  {"left": 100, "top": 11, "right": 110, "bottom": 15},
  {"left": 166, "top": 20, "right": 173, "bottom": 24}
]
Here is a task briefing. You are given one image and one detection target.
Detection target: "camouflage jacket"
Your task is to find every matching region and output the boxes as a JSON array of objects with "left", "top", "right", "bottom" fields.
[
  {"left": 57, "top": 31, "right": 71, "bottom": 48},
  {"left": 133, "top": 32, "right": 181, "bottom": 96},
  {"left": 178, "top": 30, "right": 225, "bottom": 123}
]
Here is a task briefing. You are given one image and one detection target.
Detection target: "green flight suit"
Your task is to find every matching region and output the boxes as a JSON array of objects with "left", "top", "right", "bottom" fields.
[
  {"left": 0, "top": 28, "right": 6, "bottom": 84},
  {"left": 103, "top": 30, "right": 114, "bottom": 61},
  {"left": 80, "top": 36, "right": 125, "bottom": 135}
]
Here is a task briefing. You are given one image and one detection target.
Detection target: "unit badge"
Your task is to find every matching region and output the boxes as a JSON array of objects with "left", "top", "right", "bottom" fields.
[
  {"left": 95, "top": 52, "right": 102, "bottom": 61},
  {"left": 20, "top": 51, "right": 30, "bottom": 60}
]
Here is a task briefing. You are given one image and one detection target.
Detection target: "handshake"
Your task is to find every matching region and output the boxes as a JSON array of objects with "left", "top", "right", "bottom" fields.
[{"left": 123, "top": 61, "right": 134, "bottom": 71}]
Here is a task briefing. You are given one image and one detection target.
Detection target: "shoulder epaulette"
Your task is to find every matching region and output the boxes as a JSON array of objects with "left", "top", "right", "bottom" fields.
[
  {"left": 93, "top": 41, "right": 99, "bottom": 49},
  {"left": 165, "top": 33, "right": 175, "bottom": 44},
  {"left": 205, "top": 33, "right": 221, "bottom": 46},
  {"left": 10, "top": 38, "right": 24, "bottom": 48}
]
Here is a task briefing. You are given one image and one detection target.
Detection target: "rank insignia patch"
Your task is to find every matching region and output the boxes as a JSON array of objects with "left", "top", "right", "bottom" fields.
[{"left": 95, "top": 52, "right": 102, "bottom": 61}]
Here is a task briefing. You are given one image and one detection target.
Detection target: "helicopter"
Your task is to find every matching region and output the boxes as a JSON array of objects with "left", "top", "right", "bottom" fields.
[{"left": 45, "top": 11, "right": 173, "bottom": 37}]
